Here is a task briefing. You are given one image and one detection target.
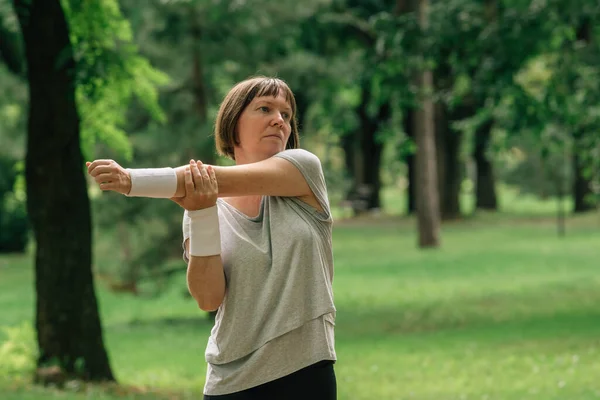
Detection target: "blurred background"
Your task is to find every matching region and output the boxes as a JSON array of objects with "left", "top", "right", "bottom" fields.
[{"left": 1, "top": 0, "right": 599, "bottom": 399}]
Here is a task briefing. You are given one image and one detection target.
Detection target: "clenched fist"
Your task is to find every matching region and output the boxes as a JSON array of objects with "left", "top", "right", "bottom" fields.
[{"left": 86, "top": 159, "right": 132, "bottom": 195}]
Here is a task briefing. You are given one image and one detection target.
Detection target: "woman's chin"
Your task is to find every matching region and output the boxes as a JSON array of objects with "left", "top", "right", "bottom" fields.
[{"left": 262, "top": 143, "right": 285, "bottom": 155}]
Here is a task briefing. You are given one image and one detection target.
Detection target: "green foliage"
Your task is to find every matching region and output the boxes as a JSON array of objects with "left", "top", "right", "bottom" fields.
[
  {"left": 61, "top": 0, "right": 169, "bottom": 161},
  {"left": 491, "top": 9, "right": 600, "bottom": 202},
  {"left": 0, "top": 64, "right": 26, "bottom": 161},
  {"left": 0, "top": 17, "right": 28, "bottom": 253},
  {"left": 0, "top": 159, "right": 28, "bottom": 253}
]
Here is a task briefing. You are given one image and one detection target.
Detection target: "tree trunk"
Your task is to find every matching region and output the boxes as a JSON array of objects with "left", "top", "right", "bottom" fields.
[
  {"left": 343, "top": 83, "right": 389, "bottom": 215},
  {"left": 189, "top": 5, "right": 216, "bottom": 165},
  {"left": 572, "top": 22, "right": 595, "bottom": 213},
  {"left": 398, "top": 0, "right": 418, "bottom": 216},
  {"left": 404, "top": 108, "right": 416, "bottom": 215},
  {"left": 471, "top": 0, "right": 499, "bottom": 212},
  {"left": 13, "top": 0, "right": 114, "bottom": 382},
  {"left": 414, "top": 0, "right": 441, "bottom": 248},
  {"left": 573, "top": 149, "right": 594, "bottom": 213},
  {"left": 435, "top": 103, "right": 463, "bottom": 220},
  {"left": 361, "top": 99, "right": 390, "bottom": 210},
  {"left": 473, "top": 120, "right": 498, "bottom": 210},
  {"left": 341, "top": 128, "right": 363, "bottom": 214}
]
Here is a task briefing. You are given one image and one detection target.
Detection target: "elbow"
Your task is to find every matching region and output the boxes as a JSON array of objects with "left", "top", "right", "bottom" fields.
[
  {"left": 199, "top": 303, "right": 219, "bottom": 312},
  {"left": 188, "top": 286, "right": 224, "bottom": 311},
  {"left": 196, "top": 294, "right": 223, "bottom": 312},
  {"left": 198, "top": 299, "right": 222, "bottom": 312}
]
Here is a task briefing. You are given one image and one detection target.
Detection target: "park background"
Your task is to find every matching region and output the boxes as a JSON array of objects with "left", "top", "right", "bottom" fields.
[{"left": 1, "top": 0, "right": 600, "bottom": 399}]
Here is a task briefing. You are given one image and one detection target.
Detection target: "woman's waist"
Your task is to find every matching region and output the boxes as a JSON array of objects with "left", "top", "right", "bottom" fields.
[{"left": 206, "top": 306, "right": 335, "bottom": 365}]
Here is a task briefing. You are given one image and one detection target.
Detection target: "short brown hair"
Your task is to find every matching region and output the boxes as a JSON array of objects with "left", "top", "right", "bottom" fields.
[{"left": 215, "top": 76, "right": 300, "bottom": 160}]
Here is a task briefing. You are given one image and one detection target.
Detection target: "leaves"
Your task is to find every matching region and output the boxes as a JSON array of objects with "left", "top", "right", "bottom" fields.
[{"left": 60, "top": 0, "right": 169, "bottom": 161}]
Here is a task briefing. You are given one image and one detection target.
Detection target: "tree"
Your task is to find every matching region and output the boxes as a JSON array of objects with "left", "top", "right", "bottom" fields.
[
  {"left": 303, "top": 0, "right": 396, "bottom": 215},
  {"left": 12, "top": 0, "right": 113, "bottom": 382},
  {"left": 572, "top": 18, "right": 596, "bottom": 213},
  {"left": 414, "top": 0, "right": 441, "bottom": 247}
]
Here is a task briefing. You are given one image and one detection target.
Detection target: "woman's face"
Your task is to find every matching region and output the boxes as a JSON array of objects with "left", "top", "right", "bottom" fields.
[{"left": 234, "top": 94, "right": 293, "bottom": 164}]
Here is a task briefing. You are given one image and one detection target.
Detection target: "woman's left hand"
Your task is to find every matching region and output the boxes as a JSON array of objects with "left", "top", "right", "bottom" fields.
[{"left": 171, "top": 160, "right": 218, "bottom": 211}]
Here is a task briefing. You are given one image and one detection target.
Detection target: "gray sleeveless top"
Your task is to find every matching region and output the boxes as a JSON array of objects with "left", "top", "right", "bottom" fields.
[{"left": 183, "top": 149, "right": 336, "bottom": 395}]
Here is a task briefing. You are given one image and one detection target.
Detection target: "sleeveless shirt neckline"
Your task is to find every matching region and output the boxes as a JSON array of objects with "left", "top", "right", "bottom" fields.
[{"left": 218, "top": 197, "right": 265, "bottom": 222}]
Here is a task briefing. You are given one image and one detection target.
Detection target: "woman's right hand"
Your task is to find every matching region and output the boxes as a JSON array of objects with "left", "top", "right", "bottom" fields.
[{"left": 171, "top": 160, "right": 218, "bottom": 211}]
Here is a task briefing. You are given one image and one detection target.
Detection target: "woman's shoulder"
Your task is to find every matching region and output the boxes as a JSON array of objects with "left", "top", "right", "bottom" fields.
[{"left": 273, "top": 149, "right": 323, "bottom": 174}]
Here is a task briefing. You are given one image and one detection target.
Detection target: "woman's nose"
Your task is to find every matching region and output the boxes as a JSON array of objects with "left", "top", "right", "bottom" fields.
[{"left": 272, "top": 112, "right": 284, "bottom": 125}]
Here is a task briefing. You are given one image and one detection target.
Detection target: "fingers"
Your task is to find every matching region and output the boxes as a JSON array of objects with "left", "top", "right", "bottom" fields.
[
  {"left": 98, "top": 182, "right": 117, "bottom": 191},
  {"left": 86, "top": 159, "right": 111, "bottom": 173},
  {"left": 93, "top": 172, "right": 113, "bottom": 184},
  {"left": 87, "top": 160, "right": 118, "bottom": 176},
  {"left": 200, "top": 163, "right": 210, "bottom": 184},
  {"left": 190, "top": 160, "right": 203, "bottom": 190},
  {"left": 184, "top": 165, "right": 194, "bottom": 195},
  {"left": 188, "top": 160, "right": 216, "bottom": 194},
  {"left": 89, "top": 165, "right": 115, "bottom": 178},
  {"left": 208, "top": 165, "right": 218, "bottom": 190}
]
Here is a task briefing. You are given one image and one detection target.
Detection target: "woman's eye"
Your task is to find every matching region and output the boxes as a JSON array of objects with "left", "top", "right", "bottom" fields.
[
  {"left": 259, "top": 106, "right": 270, "bottom": 112},
  {"left": 282, "top": 112, "right": 291, "bottom": 120}
]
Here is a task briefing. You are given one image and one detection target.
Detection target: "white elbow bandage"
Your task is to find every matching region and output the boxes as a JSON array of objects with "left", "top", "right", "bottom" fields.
[
  {"left": 189, "top": 205, "right": 221, "bottom": 257},
  {"left": 126, "top": 168, "right": 177, "bottom": 198}
]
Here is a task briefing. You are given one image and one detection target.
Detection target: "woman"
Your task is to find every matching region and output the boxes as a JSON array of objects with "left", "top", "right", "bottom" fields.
[{"left": 87, "top": 76, "right": 337, "bottom": 399}]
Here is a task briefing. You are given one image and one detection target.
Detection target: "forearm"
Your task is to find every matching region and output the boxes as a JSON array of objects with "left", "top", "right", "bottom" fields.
[
  {"left": 173, "top": 166, "right": 189, "bottom": 198},
  {"left": 172, "top": 165, "right": 232, "bottom": 198},
  {"left": 171, "top": 164, "right": 254, "bottom": 198},
  {"left": 170, "top": 164, "right": 265, "bottom": 198},
  {"left": 186, "top": 242, "right": 225, "bottom": 311},
  {"left": 183, "top": 207, "right": 225, "bottom": 311},
  {"left": 135, "top": 155, "right": 310, "bottom": 199}
]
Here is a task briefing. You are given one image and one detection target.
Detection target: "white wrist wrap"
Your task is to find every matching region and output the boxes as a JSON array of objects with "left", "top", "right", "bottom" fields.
[
  {"left": 182, "top": 210, "right": 191, "bottom": 261},
  {"left": 182, "top": 210, "right": 191, "bottom": 244},
  {"left": 189, "top": 206, "right": 221, "bottom": 257},
  {"left": 126, "top": 168, "right": 177, "bottom": 198}
]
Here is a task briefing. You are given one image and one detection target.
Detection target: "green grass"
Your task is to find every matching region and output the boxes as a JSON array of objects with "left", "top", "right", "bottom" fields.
[{"left": 1, "top": 210, "right": 600, "bottom": 399}]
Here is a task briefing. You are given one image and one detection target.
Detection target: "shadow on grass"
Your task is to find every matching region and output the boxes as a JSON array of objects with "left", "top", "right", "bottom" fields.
[
  {"left": 336, "top": 305, "right": 600, "bottom": 345},
  {"left": 108, "top": 316, "right": 214, "bottom": 330}
]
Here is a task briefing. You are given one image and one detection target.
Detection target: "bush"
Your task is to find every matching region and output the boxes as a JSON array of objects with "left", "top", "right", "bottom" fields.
[
  {"left": 0, "top": 158, "right": 29, "bottom": 253},
  {"left": 0, "top": 193, "right": 29, "bottom": 253},
  {"left": 0, "top": 322, "right": 37, "bottom": 377}
]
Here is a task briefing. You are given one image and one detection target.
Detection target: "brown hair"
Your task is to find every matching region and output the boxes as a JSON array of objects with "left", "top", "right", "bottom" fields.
[{"left": 214, "top": 76, "right": 300, "bottom": 160}]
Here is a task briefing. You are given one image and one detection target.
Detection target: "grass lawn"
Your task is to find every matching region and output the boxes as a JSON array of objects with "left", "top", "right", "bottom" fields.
[{"left": 1, "top": 209, "right": 600, "bottom": 399}]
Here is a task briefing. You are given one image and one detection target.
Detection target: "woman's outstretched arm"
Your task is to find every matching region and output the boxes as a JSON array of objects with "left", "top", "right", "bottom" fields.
[{"left": 87, "top": 151, "right": 322, "bottom": 210}]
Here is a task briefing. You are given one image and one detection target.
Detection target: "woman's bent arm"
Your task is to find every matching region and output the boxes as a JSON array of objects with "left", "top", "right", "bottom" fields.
[{"left": 185, "top": 239, "right": 226, "bottom": 312}]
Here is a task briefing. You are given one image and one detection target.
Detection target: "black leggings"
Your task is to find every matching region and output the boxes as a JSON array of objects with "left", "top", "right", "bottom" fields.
[{"left": 203, "top": 360, "right": 337, "bottom": 400}]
